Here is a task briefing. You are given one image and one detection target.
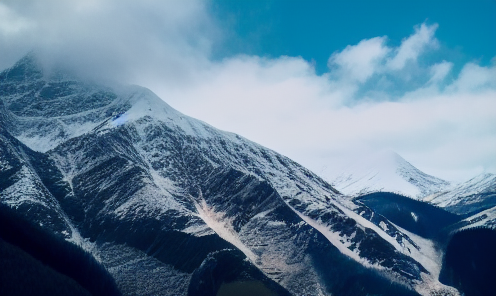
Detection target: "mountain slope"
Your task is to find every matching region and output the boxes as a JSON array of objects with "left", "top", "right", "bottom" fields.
[
  {"left": 423, "top": 173, "right": 496, "bottom": 215},
  {"left": 356, "top": 192, "right": 462, "bottom": 241},
  {"left": 0, "top": 54, "right": 459, "bottom": 296},
  {"left": 331, "top": 151, "right": 450, "bottom": 199},
  {"left": 0, "top": 115, "right": 74, "bottom": 237},
  {"left": 0, "top": 203, "right": 120, "bottom": 296}
]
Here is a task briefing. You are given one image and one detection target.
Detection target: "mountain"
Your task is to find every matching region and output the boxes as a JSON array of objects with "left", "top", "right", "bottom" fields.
[
  {"left": 443, "top": 205, "right": 496, "bottom": 233},
  {"left": 330, "top": 150, "right": 451, "bottom": 199},
  {"left": 355, "top": 192, "right": 462, "bottom": 242},
  {"left": 329, "top": 149, "right": 495, "bottom": 217},
  {"left": 423, "top": 173, "right": 496, "bottom": 215},
  {"left": 0, "top": 53, "right": 461, "bottom": 295}
]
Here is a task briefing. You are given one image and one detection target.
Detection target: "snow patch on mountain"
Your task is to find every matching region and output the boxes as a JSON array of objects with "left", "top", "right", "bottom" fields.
[
  {"left": 0, "top": 157, "right": 13, "bottom": 171},
  {"left": 192, "top": 193, "right": 258, "bottom": 262},
  {"left": 119, "top": 86, "right": 219, "bottom": 140},
  {"left": 331, "top": 150, "right": 450, "bottom": 198},
  {"left": 288, "top": 202, "right": 382, "bottom": 269},
  {"left": 459, "top": 206, "right": 496, "bottom": 230},
  {"left": 0, "top": 165, "right": 50, "bottom": 208},
  {"left": 16, "top": 119, "right": 97, "bottom": 153},
  {"left": 391, "top": 224, "right": 461, "bottom": 296},
  {"left": 66, "top": 222, "right": 101, "bottom": 261},
  {"left": 181, "top": 222, "right": 215, "bottom": 237},
  {"left": 392, "top": 224, "right": 441, "bottom": 278},
  {"left": 112, "top": 184, "right": 185, "bottom": 219},
  {"left": 423, "top": 173, "right": 496, "bottom": 210},
  {"left": 337, "top": 199, "right": 417, "bottom": 254}
]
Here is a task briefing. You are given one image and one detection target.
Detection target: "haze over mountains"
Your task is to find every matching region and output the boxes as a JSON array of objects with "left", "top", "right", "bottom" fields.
[
  {"left": 329, "top": 150, "right": 496, "bottom": 217},
  {"left": 330, "top": 150, "right": 451, "bottom": 198},
  {"left": 1, "top": 53, "right": 495, "bottom": 296}
]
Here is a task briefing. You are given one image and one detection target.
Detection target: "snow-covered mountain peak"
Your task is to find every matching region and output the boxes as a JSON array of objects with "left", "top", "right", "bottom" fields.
[
  {"left": 423, "top": 172, "right": 496, "bottom": 214},
  {"left": 115, "top": 85, "right": 218, "bottom": 139},
  {"left": 0, "top": 52, "right": 233, "bottom": 153},
  {"left": 2, "top": 52, "right": 44, "bottom": 82},
  {"left": 1, "top": 54, "right": 467, "bottom": 295},
  {"left": 331, "top": 150, "right": 450, "bottom": 198},
  {"left": 366, "top": 150, "right": 412, "bottom": 172}
]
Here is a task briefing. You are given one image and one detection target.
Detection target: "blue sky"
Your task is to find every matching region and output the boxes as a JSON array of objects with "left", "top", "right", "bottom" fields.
[
  {"left": 210, "top": 0, "right": 496, "bottom": 74},
  {"left": 0, "top": 0, "right": 495, "bottom": 182}
]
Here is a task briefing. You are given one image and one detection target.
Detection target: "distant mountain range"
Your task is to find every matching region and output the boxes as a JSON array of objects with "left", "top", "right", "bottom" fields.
[
  {"left": 1, "top": 53, "right": 494, "bottom": 296},
  {"left": 330, "top": 150, "right": 451, "bottom": 198},
  {"left": 330, "top": 150, "right": 496, "bottom": 230},
  {"left": 423, "top": 173, "right": 496, "bottom": 215}
]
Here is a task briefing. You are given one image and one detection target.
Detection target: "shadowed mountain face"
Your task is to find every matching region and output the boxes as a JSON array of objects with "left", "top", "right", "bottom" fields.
[
  {"left": 356, "top": 192, "right": 462, "bottom": 243},
  {"left": 439, "top": 228, "right": 496, "bottom": 296},
  {"left": 0, "top": 203, "right": 120, "bottom": 296},
  {"left": 0, "top": 53, "right": 464, "bottom": 295}
]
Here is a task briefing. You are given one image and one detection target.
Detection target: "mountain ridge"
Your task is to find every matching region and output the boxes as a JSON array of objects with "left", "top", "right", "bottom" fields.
[
  {"left": 0, "top": 53, "right": 463, "bottom": 295},
  {"left": 331, "top": 150, "right": 451, "bottom": 199},
  {"left": 423, "top": 172, "right": 496, "bottom": 215}
]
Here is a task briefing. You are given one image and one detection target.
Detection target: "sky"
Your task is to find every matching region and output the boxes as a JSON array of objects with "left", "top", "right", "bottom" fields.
[{"left": 0, "top": 0, "right": 495, "bottom": 182}]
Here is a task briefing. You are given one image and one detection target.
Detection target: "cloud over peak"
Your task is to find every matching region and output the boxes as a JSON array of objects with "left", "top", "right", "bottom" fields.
[
  {"left": 0, "top": 2, "right": 494, "bottom": 183},
  {"left": 0, "top": 0, "right": 217, "bottom": 84}
]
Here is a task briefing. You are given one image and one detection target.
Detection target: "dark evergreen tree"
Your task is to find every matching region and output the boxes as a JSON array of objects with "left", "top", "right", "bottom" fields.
[
  {"left": 0, "top": 203, "right": 121, "bottom": 296},
  {"left": 356, "top": 192, "right": 462, "bottom": 243},
  {"left": 439, "top": 227, "right": 496, "bottom": 296},
  {"left": 0, "top": 238, "right": 91, "bottom": 296}
]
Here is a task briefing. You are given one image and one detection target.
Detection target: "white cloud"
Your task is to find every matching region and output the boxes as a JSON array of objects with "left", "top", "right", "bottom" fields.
[
  {"left": 157, "top": 23, "right": 495, "bottom": 182},
  {"left": 0, "top": 3, "right": 34, "bottom": 36},
  {"left": 447, "top": 62, "right": 496, "bottom": 92},
  {"left": 328, "top": 37, "right": 389, "bottom": 82},
  {"left": 325, "top": 23, "right": 442, "bottom": 93},
  {"left": 387, "top": 23, "right": 439, "bottom": 70},
  {"left": 428, "top": 61, "right": 453, "bottom": 84},
  {"left": 0, "top": 1, "right": 494, "bottom": 183},
  {"left": 159, "top": 52, "right": 496, "bottom": 182},
  {"left": 0, "top": 0, "right": 216, "bottom": 84}
]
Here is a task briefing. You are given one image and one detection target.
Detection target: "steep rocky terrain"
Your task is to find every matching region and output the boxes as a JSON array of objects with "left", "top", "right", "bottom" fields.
[{"left": 0, "top": 54, "right": 461, "bottom": 295}]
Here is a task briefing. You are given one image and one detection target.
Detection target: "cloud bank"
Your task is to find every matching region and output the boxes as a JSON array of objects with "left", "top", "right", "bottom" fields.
[
  {"left": 1, "top": 1, "right": 495, "bottom": 182},
  {"left": 0, "top": 0, "right": 216, "bottom": 84}
]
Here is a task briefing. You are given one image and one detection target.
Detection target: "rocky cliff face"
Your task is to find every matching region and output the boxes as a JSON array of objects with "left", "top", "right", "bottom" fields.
[{"left": 0, "top": 54, "right": 459, "bottom": 295}]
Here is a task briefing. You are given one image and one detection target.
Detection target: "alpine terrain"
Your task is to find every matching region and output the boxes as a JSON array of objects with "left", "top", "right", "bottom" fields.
[
  {"left": 330, "top": 149, "right": 496, "bottom": 296},
  {"left": 330, "top": 150, "right": 451, "bottom": 199},
  {"left": 423, "top": 173, "right": 496, "bottom": 215},
  {"left": 330, "top": 150, "right": 496, "bottom": 230},
  {"left": 2, "top": 53, "right": 492, "bottom": 296}
]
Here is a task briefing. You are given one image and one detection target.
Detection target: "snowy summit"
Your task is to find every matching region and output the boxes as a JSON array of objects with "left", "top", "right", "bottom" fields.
[{"left": 331, "top": 150, "right": 450, "bottom": 199}]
